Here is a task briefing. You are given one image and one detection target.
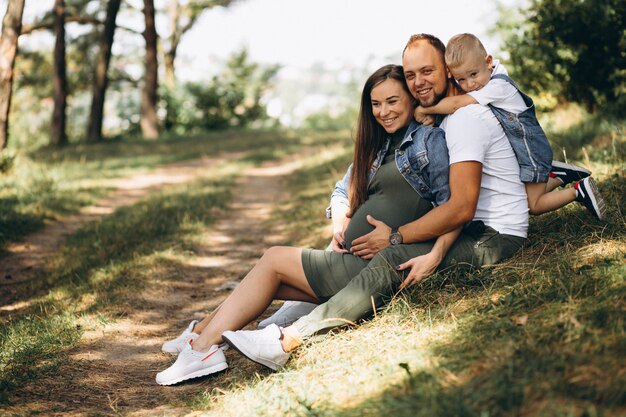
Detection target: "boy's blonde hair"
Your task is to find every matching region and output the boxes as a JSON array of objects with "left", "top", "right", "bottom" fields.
[{"left": 445, "top": 33, "right": 488, "bottom": 68}]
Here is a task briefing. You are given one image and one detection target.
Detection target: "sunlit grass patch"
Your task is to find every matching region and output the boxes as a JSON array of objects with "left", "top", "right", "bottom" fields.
[
  {"left": 0, "top": 310, "right": 81, "bottom": 403},
  {"left": 0, "top": 128, "right": 328, "bottom": 253},
  {"left": 0, "top": 170, "right": 239, "bottom": 403}
]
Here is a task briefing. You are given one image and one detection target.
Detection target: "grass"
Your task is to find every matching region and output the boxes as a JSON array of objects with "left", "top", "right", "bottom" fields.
[
  {"left": 189, "top": 113, "right": 625, "bottom": 416},
  {"left": 0, "top": 128, "right": 342, "bottom": 254},
  {"left": 0, "top": 128, "right": 343, "bottom": 406},
  {"left": 0, "top": 171, "right": 236, "bottom": 401},
  {"left": 0, "top": 113, "right": 624, "bottom": 415}
]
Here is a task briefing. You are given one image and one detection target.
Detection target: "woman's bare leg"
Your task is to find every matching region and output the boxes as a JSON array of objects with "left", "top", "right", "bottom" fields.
[
  {"left": 191, "top": 246, "right": 317, "bottom": 351},
  {"left": 192, "top": 284, "right": 318, "bottom": 334},
  {"left": 274, "top": 284, "right": 320, "bottom": 303}
]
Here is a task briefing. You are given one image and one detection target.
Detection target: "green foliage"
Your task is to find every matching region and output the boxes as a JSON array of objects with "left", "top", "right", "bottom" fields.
[
  {"left": 496, "top": 0, "right": 626, "bottom": 113},
  {"left": 303, "top": 107, "right": 358, "bottom": 131},
  {"left": 168, "top": 48, "right": 280, "bottom": 132},
  {"left": 0, "top": 151, "right": 15, "bottom": 174}
]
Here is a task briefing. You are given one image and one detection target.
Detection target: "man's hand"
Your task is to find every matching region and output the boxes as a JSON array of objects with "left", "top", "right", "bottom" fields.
[
  {"left": 396, "top": 250, "right": 442, "bottom": 289},
  {"left": 414, "top": 107, "right": 435, "bottom": 126},
  {"left": 349, "top": 215, "right": 391, "bottom": 259}
]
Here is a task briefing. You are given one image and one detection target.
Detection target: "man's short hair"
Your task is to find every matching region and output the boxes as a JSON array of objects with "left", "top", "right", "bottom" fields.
[
  {"left": 403, "top": 33, "right": 446, "bottom": 59},
  {"left": 445, "top": 33, "right": 487, "bottom": 68}
]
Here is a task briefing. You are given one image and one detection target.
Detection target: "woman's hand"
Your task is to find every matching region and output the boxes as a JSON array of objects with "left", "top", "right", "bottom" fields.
[
  {"left": 350, "top": 215, "right": 391, "bottom": 259},
  {"left": 396, "top": 250, "right": 442, "bottom": 289},
  {"left": 331, "top": 230, "right": 348, "bottom": 253},
  {"left": 331, "top": 217, "right": 350, "bottom": 253}
]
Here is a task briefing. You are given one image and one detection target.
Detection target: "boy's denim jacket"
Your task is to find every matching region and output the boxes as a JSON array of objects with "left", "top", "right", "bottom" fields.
[{"left": 326, "top": 120, "right": 450, "bottom": 218}]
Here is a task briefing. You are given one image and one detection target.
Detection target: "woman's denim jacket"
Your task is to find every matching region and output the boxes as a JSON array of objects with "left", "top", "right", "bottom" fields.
[{"left": 326, "top": 120, "right": 450, "bottom": 218}]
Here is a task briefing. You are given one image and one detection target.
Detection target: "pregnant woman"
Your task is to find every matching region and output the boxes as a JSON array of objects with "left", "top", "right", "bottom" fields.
[{"left": 156, "top": 64, "right": 458, "bottom": 385}]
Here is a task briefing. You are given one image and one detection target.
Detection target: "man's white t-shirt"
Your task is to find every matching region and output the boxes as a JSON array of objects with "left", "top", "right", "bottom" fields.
[
  {"left": 441, "top": 104, "right": 528, "bottom": 238},
  {"left": 467, "top": 60, "right": 527, "bottom": 114}
]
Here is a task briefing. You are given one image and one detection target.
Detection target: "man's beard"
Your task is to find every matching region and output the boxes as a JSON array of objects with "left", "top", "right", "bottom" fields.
[{"left": 418, "top": 86, "right": 447, "bottom": 108}]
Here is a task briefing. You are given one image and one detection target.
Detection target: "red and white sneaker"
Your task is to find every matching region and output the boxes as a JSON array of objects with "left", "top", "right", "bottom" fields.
[
  {"left": 551, "top": 161, "right": 591, "bottom": 187},
  {"left": 161, "top": 320, "right": 228, "bottom": 355},
  {"left": 575, "top": 177, "right": 606, "bottom": 220},
  {"left": 156, "top": 342, "right": 228, "bottom": 385},
  {"left": 161, "top": 320, "right": 199, "bottom": 354}
]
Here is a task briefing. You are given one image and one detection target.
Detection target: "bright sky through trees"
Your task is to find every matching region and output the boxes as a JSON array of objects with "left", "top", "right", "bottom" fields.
[{"left": 5, "top": 0, "right": 522, "bottom": 76}]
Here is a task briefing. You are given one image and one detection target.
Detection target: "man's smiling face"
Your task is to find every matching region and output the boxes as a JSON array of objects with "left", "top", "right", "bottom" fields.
[{"left": 402, "top": 40, "right": 449, "bottom": 107}]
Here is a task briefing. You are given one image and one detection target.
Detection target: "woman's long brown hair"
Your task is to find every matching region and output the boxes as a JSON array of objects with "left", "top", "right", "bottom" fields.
[{"left": 348, "top": 64, "right": 414, "bottom": 216}]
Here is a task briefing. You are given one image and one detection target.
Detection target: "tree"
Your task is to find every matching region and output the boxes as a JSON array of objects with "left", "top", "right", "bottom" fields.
[
  {"left": 178, "top": 48, "right": 279, "bottom": 131},
  {"left": 164, "top": 0, "right": 233, "bottom": 89},
  {"left": 0, "top": 0, "right": 25, "bottom": 151},
  {"left": 163, "top": 0, "right": 234, "bottom": 130},
  {"left": 86, "top": 0, "right": 121, "bottom": 143},
  {"left": 497, "top": 0, "right": 626, "bottom": 112},
  {"left": 52, "top": 0, "right": 68, "bottom": 146},
  {"left": 141, "top": 0, "right": 158, "bottom": 139}
]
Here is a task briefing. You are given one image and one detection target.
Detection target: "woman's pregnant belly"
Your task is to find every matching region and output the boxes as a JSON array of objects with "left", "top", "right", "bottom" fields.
[{"left": 343, "top": 193, "right": 432, "bottom": 250}]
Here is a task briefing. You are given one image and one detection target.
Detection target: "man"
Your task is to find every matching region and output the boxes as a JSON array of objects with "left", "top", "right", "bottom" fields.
[{"left": 260, "top": 34, "right": 528, "bottom": 352}]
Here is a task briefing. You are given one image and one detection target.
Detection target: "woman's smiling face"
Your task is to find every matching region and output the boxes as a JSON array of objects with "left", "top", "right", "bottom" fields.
[{"left": 371, "top": 78, "right": 414, "bottom": 134}]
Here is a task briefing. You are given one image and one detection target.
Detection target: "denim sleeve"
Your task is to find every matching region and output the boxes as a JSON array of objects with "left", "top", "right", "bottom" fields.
[
  {"left": 325, "top": 164, "right": 352, "bottom": 218},
  {"left": 424, "top": 128, "right": 451, "bottom": 206}
]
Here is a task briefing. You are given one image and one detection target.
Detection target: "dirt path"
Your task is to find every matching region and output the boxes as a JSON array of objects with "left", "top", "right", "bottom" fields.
[
  {"left": 3, "top": 155, "right": 309, "bottom": 416},
  {"left": 0, "top": 154, "right": 243, "bottom": 288}
]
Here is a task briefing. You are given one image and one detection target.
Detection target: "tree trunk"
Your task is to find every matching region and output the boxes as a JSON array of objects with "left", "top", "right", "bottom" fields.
[
  {"left": 141, "top": 0, "right": 159, "bottom": 139},
  {"left": 164, "top": 0, "right": 179, "bottom": 91},
  {"left": 86, "top": 0, "right": 120, "bottom": 143},
  {"left": 0, "top": 0, "right": 25, "bottom": 151},
  {"left": 52, "top": 0, "right": 68, "bottom": 146}
]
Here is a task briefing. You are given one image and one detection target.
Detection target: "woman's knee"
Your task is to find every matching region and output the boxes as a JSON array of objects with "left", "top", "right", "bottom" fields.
[{"left": 261, "top": 246, "right": 297, "bottom": 264}]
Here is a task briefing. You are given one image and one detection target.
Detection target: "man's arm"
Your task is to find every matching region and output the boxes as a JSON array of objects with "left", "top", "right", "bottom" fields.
[
  {"left": 349, "top": 161, "right": 481, "bottom": 257},
  {"left": 397, "top": 226, "right": 462, "bottom": 288},
  {"left": 400, "top": 161, "right": 481, "bottom": 242},
  {"left": 418, "top": 94, "right": 478, "bottom": 115}
]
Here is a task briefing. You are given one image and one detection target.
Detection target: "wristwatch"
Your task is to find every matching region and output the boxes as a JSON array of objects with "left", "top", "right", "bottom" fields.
[{"left": 389, "top": 227, "right": 403, "bottom": 245}]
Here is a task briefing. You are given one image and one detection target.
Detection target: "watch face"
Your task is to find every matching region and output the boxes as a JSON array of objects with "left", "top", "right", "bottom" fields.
[{"left": 390, "top": 232, "right": 402, "bottom": 245}]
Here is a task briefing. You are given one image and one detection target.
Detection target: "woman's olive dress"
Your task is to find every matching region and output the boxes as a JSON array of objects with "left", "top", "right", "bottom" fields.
[{"left": 302, "top": 126, "right": 434, "bottom": 301}]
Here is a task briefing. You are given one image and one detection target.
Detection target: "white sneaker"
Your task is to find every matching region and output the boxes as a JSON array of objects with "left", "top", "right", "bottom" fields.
[
  {"left": 161, "top": 320, "right": 199, "bottom": 354},
  {"left": 156, "top": 342, "right": 228, "bottom": 385},
  {"left": 222, "top": 324, "right": 290, "bottom": 371},
  {"left": 258, "top": 301, "right": 317, "bottom": 329},
  {"left": 162, "top": 320, "right": 229, "bottom": 354}
]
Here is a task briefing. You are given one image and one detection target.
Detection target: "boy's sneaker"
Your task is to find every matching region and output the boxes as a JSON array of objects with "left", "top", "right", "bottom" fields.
[
  {"left": 156, "top": 342, "right": 228, "bottom": 385},
  {"left": 575, "top": 177, "right": 606, "bottom": 220},
  {"left": 258, "top": 301, "right": 317, "bottom": 329},
  {"left": 222, "top": 324, "right": 290, "bottom": 371},
  {"left": 161, "top": 320, "right": 199, "bottom": 354},
  {"left": 551, "top": 161, "right": 591, "bottom": 186}
]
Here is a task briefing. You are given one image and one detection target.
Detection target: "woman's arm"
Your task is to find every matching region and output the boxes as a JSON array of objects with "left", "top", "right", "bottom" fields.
[
  {"left": 330, "top": 203, "right": 350, "bottom": 252},
  {"left": 327, "top": 164, "right": 352, "bottom": 252}
]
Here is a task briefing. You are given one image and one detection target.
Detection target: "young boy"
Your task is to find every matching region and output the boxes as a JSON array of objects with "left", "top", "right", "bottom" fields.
[{"left": 415, "top": 33, "right": 606, "bottom": 220}]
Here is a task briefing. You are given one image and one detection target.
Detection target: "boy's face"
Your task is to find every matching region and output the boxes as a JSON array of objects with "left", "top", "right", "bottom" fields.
[{"left": 449, "top": 53, "right": 493, "bottom": 93}]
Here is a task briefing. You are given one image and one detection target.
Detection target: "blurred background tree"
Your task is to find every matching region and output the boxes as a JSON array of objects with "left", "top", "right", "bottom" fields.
[
  {"left": 170, "top": 47, "right": 279, "bottom": 132},
  {"left": 495, "top": 0, "right": 625, "bottom": 114}
]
